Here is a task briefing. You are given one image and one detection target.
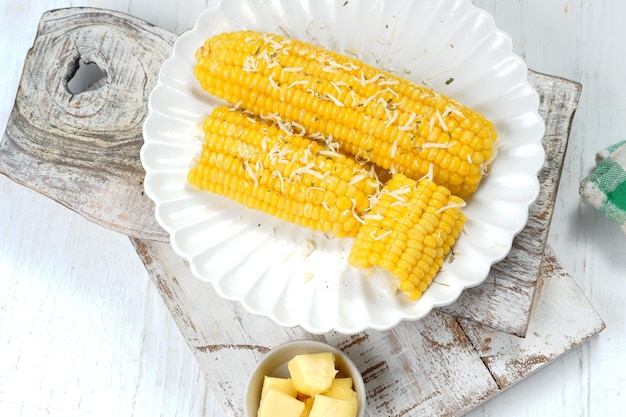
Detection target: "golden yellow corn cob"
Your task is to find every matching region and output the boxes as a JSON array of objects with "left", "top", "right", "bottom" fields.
[
  {"left": 348, "top": 173, "right": 466, "bottom": 301},
  {"left": 194, "top": 30, "right": 498, "bottom": 198},
  {"left": 187, "top": 106, "right": 381, "bottom": 238}
]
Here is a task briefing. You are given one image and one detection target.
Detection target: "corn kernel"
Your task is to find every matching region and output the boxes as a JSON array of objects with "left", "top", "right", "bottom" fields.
[
  {"left": 348, "top": 174, "right": 466, "bottom": 301},
  {"left": 194, "top": 30, "right": 498, "bottom": 198}
]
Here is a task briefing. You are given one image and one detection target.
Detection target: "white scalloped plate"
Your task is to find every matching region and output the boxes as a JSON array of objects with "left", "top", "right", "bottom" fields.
[{"left": 141, "top": 0, "right": 545, "bottom": 334}]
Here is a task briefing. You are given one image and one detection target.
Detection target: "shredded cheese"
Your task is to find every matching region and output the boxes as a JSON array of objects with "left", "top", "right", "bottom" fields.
[
  {"left": 272, "top": 170, "right": 286, "bottom": 193},
  {"left": 390, "top": 200, "right": 407, "bottom": 208},
  {"left": 289, "top": 163, "right": 326, "bottom": 181},
  {"left": 422, "top": 142, "right": 451, "bottom": 149},
  {"left": 372, "top": 229, "right": 393, "bottom": 241},
  {"left": 326, "top": 92, "right": 345, "bottom": 107},
  {"left": 268, "top": 74, "right": 280, "bottom": 89},
  {"left": 436, "top": 201, "right": 467, "bottom": 214},
  {"left": 317, "top": 150, "right": 342, "bottom": 158},
  {"left": 358, "top": 73, "right": 385, "bottom": 86},
  {"left": 390, "top": 140, "right": 399, "bottom": 158},
  {"left": 287, "top": 80, "right": 309, "bottom": 89},
  {"left": 307, "top": 131, "right": 326, "bottom": 142},
  {"left": 328, "top": 136, "right": 342, "bottom": 152},
  {"left": 261, "top": 136, "right": 270, "bottom": 152},
  {"left": 305, "top": 186, "right": 326, "bottom": 199},
  {"left": 349, "top": 89, "right": 359, "bottom": 106},
  {"left": 257, "top": 49, "right": 280, "bottom": 69},
  {"left": 354, "top": 150, "right": 371, "bottom": 164},
  {"left": 263, "top": 112, "right": 306, "bottom": 137},
  {"left": 379, "top": 79, "right": 400, "bottom": 87},
  {"left": 367, "top": 193, "right": 381, "bottom": 211},
  {"left": 300, "top": 143, "right": 314, "bottom": 164},
  {"left": 243, "top": 56, "right": 259, "bottom": 73},
  {"left": 261, "top": 33, "right": 287, "bottom": 51},
  {"left": 330, "top": 80, "right": 347, "bottom": 95},
  {"left": 384, "top": 87, "right": 400, "bottom": 98},
  {"left": 443, "top": 105, "right": 465, "bottom": 119},
  {"left": 385, "top": 107, "right": 398, "bottom": 126},
  {"left": 370, "top": 165, "right": 382, "bottom": 191},
  {"left": 435, "top": 110, "right": 448, "bottom": 132},
  {"left": 243, "top": 161, "right": 258, "bottom": 187},
  {"left": 348, "top": 174, "right": 366, "bottom": 186},
  {"left": 350, "top": 198, "right": 365, "bottom": 225},
  {"left": 322, "top": 59, "right": 360, "bottom": 72},
  {"left": 361, "top": 90, "right": 386, "bottom": 107},
  {"left": 398, "top": 112, "right": 418, "bottom": 131},
  {"left": 254, "top": 159, "right": 264, "bottom": 178},
  {"left": 425, "top": 162, "right": 434, "bottom": 182},
  {"left": 383, "top": 185, "right": 410, "bottom": 203},
  {"left": 269, "top": 143, "right": 292, "bottom": 164},
  {"left": 378, "top": 97, "right": 400, "bottom": 125},
  {"left": 289, "top": 121, "right": 306, "bottom": 136}
]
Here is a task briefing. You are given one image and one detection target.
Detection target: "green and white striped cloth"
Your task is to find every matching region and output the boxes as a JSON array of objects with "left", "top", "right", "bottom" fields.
[{"left": 580, "top": 140, "right": 626, "bottom": 233}]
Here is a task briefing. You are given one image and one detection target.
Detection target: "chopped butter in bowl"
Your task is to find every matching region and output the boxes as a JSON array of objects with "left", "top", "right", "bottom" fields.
[{"left": 245, "top": 340, "right": 366, "bottom": 417}]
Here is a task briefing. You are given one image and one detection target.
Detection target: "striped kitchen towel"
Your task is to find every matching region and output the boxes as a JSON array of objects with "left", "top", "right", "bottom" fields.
[{"left": 580, "top": 140, "right": 626, "bottom": 233}]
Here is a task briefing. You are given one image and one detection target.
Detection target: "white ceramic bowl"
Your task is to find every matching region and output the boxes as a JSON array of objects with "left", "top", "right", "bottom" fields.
[
  {"left": 245, "top": 340, "right": 366, "bottom": 417},
  {"left": 141, "top": 0, "right": 545, "bottom": 334}
]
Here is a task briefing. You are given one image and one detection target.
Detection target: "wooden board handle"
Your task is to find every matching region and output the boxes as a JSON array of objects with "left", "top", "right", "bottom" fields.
[{"left": 0, "top": 8, "right": 177, "bottom": 241}]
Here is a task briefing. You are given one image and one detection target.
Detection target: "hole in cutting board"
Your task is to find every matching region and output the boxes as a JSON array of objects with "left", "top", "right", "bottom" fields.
[{"left": 66, "top": 58, "right": 106, "bottom": 95}]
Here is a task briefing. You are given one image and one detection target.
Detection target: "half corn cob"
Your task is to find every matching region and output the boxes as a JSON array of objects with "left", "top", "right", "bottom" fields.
[
  {"left": 348, "top": 173, "right": 466, "bottom": 301},
  {"left": 187, "top": 105, "right": 381, "bottom": 238},
  {"left": 194, "top": 30, "right": 498, "bottom": 198}
]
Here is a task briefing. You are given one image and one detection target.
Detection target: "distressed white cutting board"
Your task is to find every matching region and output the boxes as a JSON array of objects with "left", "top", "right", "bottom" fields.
[{"left": 0, "top": 8, "right": 604, "bottom": 417}]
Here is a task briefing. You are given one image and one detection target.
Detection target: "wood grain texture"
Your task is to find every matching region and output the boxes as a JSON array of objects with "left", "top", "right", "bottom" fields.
[
  {"left": 0, "top": 6, "right": 606, "bottom": 417},
  {"left": 131, "top": 236, "right": 501, "bottom": 417},
  {"left": 0, "top": 7, "right": 172, "bottom": 241},
  {"left": 459, "top": 246, "right": 605, "bottom": 389},
  {"left": 130, "top": 236, "right": 604, "bottom": 417},
  {"left": 0, "top": 7, "right": 580, "bottom": 338}
]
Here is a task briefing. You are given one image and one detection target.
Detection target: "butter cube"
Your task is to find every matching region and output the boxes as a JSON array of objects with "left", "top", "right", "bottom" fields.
[
  {"left": 257, "top": 389, "right": 304, "bottom": 417},
  {"left": 287, "top": 352, "right": 338, "bottom": 396},
  {"left": 309, "top": 395, "right": 357, "bottom": 417},
  {"left": 322, "top": 377, "right": 357, "bottom": 403},
  {"left": 260, "top": 376, "right": 297, "bottom": 401}
]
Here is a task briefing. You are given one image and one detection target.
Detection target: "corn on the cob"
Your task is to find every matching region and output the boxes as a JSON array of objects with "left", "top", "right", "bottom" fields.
[
  {"left": 187, "top": 105, "right": 381, "bottom": 238},
  {"left": 348, "top": 173, "right": 466, "bottom": 301},
  {"left": 194, "top": 30, "right": 498, "bottom": 198}
]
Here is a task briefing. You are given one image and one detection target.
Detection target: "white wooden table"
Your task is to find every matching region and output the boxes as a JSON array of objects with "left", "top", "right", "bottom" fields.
[{"left": 1, "top": 1, "right": 625, "bottom": 416}]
